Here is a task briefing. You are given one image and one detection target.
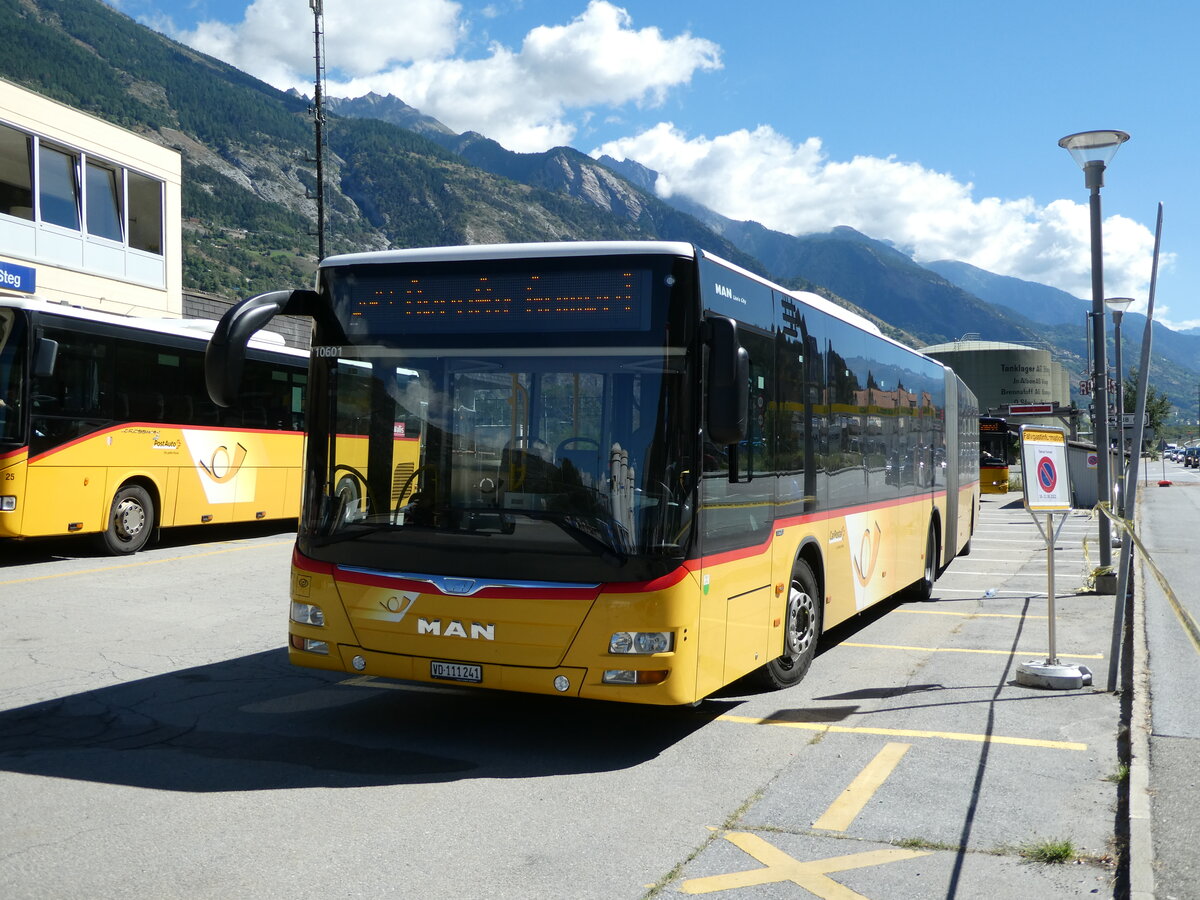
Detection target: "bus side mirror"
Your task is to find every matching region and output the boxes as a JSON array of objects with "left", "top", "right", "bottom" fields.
[
  {"left": 705, "top": 316, "right": 749, "bottom": 446},
  {"left": 206, "top": 289, "right": 319, "bottom": 407},
  {"left": 33, "top": 338, "right": 58, "bottom": 378}
]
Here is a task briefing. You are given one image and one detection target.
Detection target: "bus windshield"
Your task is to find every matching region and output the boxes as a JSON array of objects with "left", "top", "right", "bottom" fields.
[
  {"left": 299, "top": 255, "right": 699, "bottom": 583},
  {"left": 0, "top": 308, "right": 28, "bottom": 448}
]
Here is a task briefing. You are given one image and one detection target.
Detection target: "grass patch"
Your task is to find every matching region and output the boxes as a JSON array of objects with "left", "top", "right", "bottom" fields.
[
  {"left": 1104, "top": 764, "right": 1130, "bottom": 784},
  {"left": 1020, "top": 838, "right": 1076, "bottom": 864}
]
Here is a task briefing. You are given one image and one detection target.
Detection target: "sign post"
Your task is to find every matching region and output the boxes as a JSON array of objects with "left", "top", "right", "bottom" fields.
[{"left": 1015, "top": 425, "right": 1092, "bottom": 689}]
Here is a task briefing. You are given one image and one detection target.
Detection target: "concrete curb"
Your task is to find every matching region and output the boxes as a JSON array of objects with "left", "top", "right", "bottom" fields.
[{"left": 1129, "top": 533, "right": 1155, "bottom": 899}]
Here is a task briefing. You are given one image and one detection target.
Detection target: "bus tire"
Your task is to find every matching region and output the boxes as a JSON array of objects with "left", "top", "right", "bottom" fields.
[
  {"left": 907, "top": 523, "right": 938, "bottom": 601},
  {"left": 101, "top": 484, "right": 155, "bottom": 555},
  {"left": 960, "top": 512, "right": 974, "bottom": 557},
  {"left": 755, "top": 559, "right": 822, "bottom": 690}
]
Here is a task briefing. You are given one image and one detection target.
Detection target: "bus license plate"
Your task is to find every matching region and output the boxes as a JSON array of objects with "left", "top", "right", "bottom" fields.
[{"left": 431, "top": 661, "right": 482, "bottom": 683}]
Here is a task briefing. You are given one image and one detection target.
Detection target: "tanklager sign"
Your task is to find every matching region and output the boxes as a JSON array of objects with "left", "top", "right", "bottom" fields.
[{"left": 1020, "top": 425, "right": 1072, "bottom": 511}]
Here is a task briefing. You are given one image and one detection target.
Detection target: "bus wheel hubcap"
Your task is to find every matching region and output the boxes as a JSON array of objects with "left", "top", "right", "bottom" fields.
[
  {"left": 786, "top": 585, "right": 815, "bottom": 657},
  {"left": 116, "top": 500, "right": 144, "bottom": 538}
]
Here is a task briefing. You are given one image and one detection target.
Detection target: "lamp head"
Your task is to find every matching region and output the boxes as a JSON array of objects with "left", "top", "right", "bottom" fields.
[
  {"left": 1058, "top": 131, "right": 1130, "bottom": 169},
  {"left": 1105, "top": 296, "right": 1135, "bottom": 325}
]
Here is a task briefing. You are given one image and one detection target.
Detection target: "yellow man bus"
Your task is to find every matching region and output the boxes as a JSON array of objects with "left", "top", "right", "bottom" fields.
[
  {"left": 0, "top": 297, "right": 307, "bottom": 553},
  {"left": 207, "top": 241, "right": 980, "bottom": 704}
]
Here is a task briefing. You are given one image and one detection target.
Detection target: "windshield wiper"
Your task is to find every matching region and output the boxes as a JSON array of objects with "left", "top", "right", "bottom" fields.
[{"left": 497, "top": 508, "right": 630, "bottom": 567}]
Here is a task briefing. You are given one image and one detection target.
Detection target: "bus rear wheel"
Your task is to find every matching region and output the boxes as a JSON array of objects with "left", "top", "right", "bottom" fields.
[
  {"left": 907, "top": 523, "right": 938, "bottom": 601},
  {"left": 101, "top": 485, "right": 155, "bottom": 555},
  {"left": 755, "top": 560, "right": 822, "bottom": 690}
]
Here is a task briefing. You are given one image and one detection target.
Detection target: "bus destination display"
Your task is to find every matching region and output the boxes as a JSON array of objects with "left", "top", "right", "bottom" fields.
[{"left": 346, "top": 268, "right": 652, "bottom": 334}]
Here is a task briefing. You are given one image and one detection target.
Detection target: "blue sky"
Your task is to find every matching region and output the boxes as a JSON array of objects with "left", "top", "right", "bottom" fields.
[{"left": 104, "top": 0, "right": 1199, "bottom": 332}]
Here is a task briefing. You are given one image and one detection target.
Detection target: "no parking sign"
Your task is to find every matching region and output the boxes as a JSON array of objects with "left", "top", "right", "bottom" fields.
[{"left": 1020, "top": 425, "right": 1072, "bottom": 511}]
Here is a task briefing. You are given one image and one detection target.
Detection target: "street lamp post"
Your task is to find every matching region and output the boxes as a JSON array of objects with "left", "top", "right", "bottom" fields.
[
  {"left": 1059, "top": 130, "right": 1129, "bottom": 578},
  {"left": 1106, "top": 296, "right": 1135, "bottom": 523}
]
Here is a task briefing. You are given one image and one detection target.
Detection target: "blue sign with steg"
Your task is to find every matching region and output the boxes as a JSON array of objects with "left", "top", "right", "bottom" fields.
[{"left": 0, "top": 260, "right": 36, "bottom": 294}]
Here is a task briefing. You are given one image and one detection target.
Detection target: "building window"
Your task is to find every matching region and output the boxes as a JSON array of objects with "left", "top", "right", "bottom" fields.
[
  {"left": 0, "top": 117, "right": 167, "bottom": 286},
  {"left": 0, "top": 123, "right": 33, "bottom": 220},
  {"left": 127, "top": 170, "right": 162, "bottom": 254},
  {"left": 85, "top": 160, "right": 123, "bottom": 242},
  {"left": 38, "top": 144, "right": 81, "bottom": 230}
]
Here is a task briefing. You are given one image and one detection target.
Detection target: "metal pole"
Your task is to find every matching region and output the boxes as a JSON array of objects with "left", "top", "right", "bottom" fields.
[
  {"left": 1086, "top": 160, "right": 1113, "bottom": 570},
  {"left": 311, "top": 0, "right": 326, "bottom": 261},
  {"left": 1046, "top": 511, "right": 1058, "bottom": 665},
  {"left": 1113, "top": 311, "right": 1125, "bottom": 517},
  {"left": 1108, "top": 203, "right": 1163, "bottom": 692}
]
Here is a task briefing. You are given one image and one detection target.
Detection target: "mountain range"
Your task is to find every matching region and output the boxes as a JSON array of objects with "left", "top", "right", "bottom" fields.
[{"left": 2, "top": 0, "right": 1196, "bottom": 420}]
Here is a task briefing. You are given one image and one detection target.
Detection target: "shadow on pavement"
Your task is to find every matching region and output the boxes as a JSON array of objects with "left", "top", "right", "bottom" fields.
[{"left": 0, "top": 648, "right": 726, "bottom": 792}]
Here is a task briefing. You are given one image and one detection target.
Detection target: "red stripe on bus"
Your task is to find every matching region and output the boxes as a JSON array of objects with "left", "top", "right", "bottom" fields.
[
  {"left": 692, "top": 490, "right": 953, "bottom": 570},
  {"left": 295, "top": 546, "right": 694, "bottom": 598},
  {"left": 294, "top": 546, "right": 334, "bottom": 575},
  {"left": 332, "top": 565, "right": 602, "bottom": 601},
  {"left": 25, "top": 421, "right": 302, "bottom": 463}
]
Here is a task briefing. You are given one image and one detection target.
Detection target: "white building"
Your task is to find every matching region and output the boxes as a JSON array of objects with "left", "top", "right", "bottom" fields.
[{"left": 0, "top": 77, "right": 182, "bottom": 317}]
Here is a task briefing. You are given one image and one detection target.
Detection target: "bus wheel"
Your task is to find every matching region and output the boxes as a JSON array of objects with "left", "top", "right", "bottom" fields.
[
  {"left": 101, "top": 485, "right": 155, "bottom": 555},
  {"left": 334, "top": 473, "right": 363, "bottom": 524},
  {"left": 756, "top": 560, "right": 822, "bottom": 689},
  {"left": 908, "top": 523, "right": 938, "bottom": 601}
]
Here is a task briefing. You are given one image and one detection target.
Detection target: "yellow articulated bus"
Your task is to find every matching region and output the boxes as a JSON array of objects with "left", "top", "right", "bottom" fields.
[
  {"left": 0, "top": 297, "right": 308, "bottom": 553},
  {"left": 207, "top": 241, "right": 980, "bottom": 705}
]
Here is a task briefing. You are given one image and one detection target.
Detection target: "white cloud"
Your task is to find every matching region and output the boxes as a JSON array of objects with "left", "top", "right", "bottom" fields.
[
  {"left": 173, "top": 0, "right": 719, "bottom": 153},
  {"left": 178, "top": 0, "right": 463, "bottom": 84},
  {"left": 158, "top": 1, "right": 1178, "bottom": 325},
  {"left": 331, "top": 1, "right": 720, "bottom": 150},
  {"left": 593, "top": 123, "right": 1167, "bottom": 316}
]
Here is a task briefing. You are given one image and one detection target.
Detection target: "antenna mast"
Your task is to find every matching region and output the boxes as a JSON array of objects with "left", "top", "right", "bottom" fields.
[{"left": 309, "top": 0, "right": 327, "bottom": 260}]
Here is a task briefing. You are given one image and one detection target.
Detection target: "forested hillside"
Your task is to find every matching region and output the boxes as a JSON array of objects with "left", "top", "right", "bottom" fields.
[{"left": 0, "top": 0, "right": 695, "bottom": 297}]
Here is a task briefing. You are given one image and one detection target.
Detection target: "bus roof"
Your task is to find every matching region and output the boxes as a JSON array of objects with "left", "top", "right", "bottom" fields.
[
  {"left": 322, "top": 240, "right": 886, "bottom": 334},
  {"left": 0, "top": 294, "right": 305, "bottom": 358},
  {"left": 320, "top": 240, "right": 698, "bottom": 268},
  {"left": 697, "top": 248, "right": 883, "bottom": 338}
]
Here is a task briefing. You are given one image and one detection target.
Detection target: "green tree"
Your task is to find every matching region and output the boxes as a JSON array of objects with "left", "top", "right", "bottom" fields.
[{"left": 1122, "top": 369, "right": 1173, "bottom": 438}]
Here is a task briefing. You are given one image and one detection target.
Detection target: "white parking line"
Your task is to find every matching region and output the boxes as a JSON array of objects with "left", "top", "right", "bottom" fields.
[
  {"left": 935, "top": 587, "right": 1055, "bottom": 596},
  {"left": 943, "top": 570, "right": 1057, "bottom": 578}
]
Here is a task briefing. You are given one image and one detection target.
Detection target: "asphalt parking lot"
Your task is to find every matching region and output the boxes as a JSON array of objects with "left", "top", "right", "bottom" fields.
[
  {"left": 0, "top": 493, "right": 1131, "bottom": 899},
  {"left": 663, "top": 491, "right": 1123, "bottom": 898}
]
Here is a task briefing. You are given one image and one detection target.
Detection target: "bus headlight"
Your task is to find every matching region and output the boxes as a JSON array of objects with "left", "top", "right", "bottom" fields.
[
  {"left": 609, "top": 631, "right": 673, "bottom": 654},
  {"left": 0, "top": 496, "right": 15, "bottom": 512},
  {"left": 291, "top": 601, "right": 325, "bottom": 627}
]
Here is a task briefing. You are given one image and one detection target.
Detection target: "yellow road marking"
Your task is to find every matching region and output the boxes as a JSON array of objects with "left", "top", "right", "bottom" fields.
[
  {"left": 813, "top": 742, "right": 910, "bottom": 832},
  {"left": 843, "top": 641, "right": 1102, "bottom": 659},
  {"left": 0, "top": 539, "right": 293, "bottom": 587},
  {"left": 718, "top": 715, "right": 1087, "bottom": 751},
  {"left": 680, "top": 831, "right": 929, "bottom": 896}
]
